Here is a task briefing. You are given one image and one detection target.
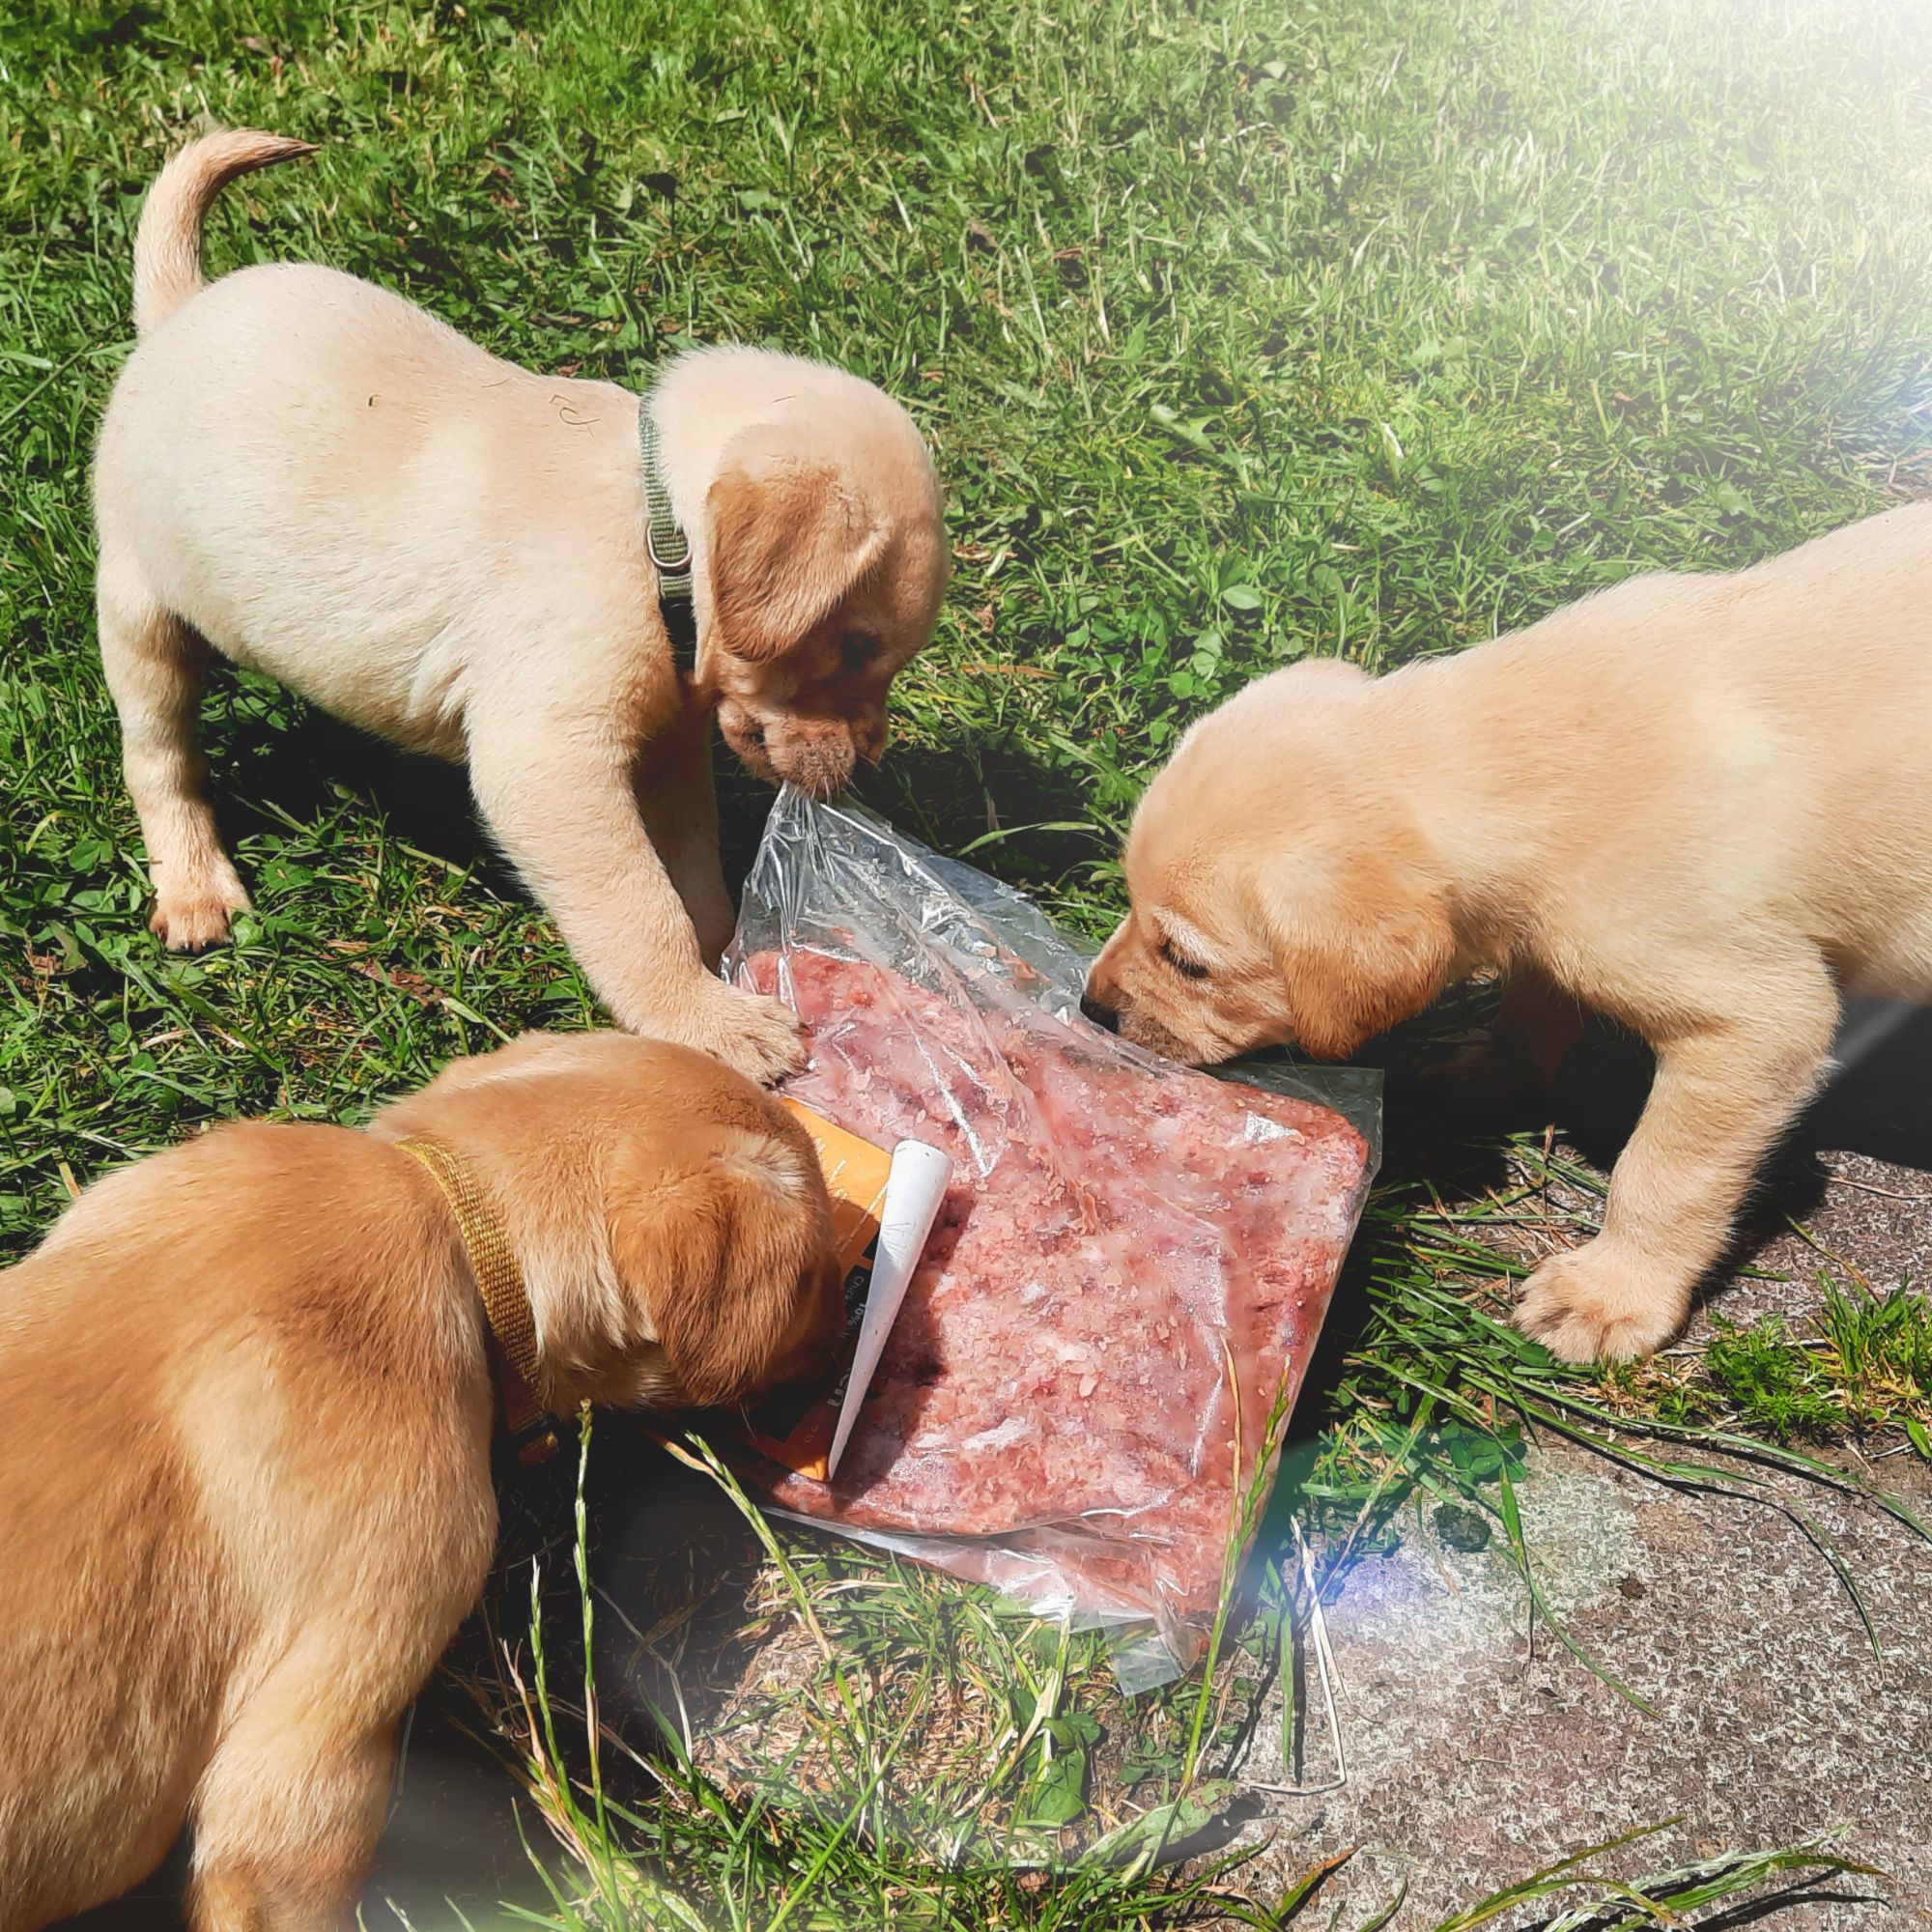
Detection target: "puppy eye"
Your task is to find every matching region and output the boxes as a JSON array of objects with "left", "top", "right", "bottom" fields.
[
  {"left": 1159, "top": 937, "right": 1210, "bottom": 981},
  {"left": 839, "top": 631, "right": 879, "bottom": 675}
]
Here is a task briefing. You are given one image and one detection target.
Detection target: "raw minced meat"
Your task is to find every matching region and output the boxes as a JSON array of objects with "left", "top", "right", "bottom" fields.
[{"left": 736, "top": 946, "right": 1371, "bottom": 1623}]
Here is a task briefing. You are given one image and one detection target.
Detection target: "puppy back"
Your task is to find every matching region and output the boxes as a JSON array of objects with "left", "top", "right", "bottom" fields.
[{"left": 2, "top": 1121, "right": 479, "bottom": 1435}]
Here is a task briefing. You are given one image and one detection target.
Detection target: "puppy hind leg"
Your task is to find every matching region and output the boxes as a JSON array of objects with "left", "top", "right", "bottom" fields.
[
  {"left": 1426, "top": 969, "right": 1586, "bottom": 1107},
  {"left": 98, "top": 554, "right": 249, "bottom": 951},
  {"left": 1496, "top": 970, "right": 1589, "bottom": 1091},
  {"left": 1517, "top": 954, "right": 1839, "bottom": 1361},
  {"left": 185, "top": 1703, "right": 392, "bottom": 1932}
]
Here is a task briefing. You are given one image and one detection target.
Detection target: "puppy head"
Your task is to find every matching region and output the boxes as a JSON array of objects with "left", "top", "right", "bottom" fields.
[
  {"left": 597, "top": 1102, "right": 846, "bottom": 1411},
  {"left": 376, "top": 1033, "right": 843, "bottom": 1414},
  {"left": 1083, "top": 663, "right": 1456, "bottom": 1065},
  {"left": 698, "top": 380, "right": 947, "bottom": 798}
]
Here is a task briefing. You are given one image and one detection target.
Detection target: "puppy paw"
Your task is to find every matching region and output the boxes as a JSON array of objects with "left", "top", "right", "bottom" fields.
[
  {"left": 1515, "top": 1243, "right": 1686, "bottom": 1363},
  {"left": 151, "top": 865, "right": 251, "bottom": 952},
  {"left": 648, "top": 980, "right": 809, "bottom": 1087}
]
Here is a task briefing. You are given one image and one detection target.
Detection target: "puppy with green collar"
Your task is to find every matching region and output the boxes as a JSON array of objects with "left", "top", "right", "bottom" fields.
[{"left": 95, "top": 129, "right": 948, "bottom": 1083}]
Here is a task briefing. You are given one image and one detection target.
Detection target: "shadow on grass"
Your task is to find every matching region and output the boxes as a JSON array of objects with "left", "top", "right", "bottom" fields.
[
  {"left": 207, "top": 689, "right": 1106, "bottom": 979},
  {"left": 215, "top": 695, "right": 526, "bottom": 900},
  {"left": 1345, "top": 985, "right": 1932, "bottom": 1312}
]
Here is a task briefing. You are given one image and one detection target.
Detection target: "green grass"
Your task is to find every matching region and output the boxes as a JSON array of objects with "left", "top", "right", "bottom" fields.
[
  {"left": 4, "top": 0, "right": 1931, "bottom": 1924},
  {"left": 1629, "top": 1277, "right": 1932, "bottom": 1444}
]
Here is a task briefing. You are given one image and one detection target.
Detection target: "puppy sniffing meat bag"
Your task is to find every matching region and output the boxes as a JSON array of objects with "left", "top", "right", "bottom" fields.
[{"left": 725, "top": 792, "right": 1379, "bottom": 1679}]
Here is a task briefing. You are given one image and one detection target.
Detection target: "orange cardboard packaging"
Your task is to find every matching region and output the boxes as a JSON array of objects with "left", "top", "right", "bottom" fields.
[{"left": 735, "top": 1102, "right": 896, "bottom": 1480}]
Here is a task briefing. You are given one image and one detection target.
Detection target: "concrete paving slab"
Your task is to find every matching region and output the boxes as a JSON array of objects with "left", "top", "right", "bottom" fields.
[
  {"left": 1271, "top": 998, "right": 1932, "bottom": 1923},
  {"left": 1238, "top": 1441, "right": 1932, "bottom": 1926}
]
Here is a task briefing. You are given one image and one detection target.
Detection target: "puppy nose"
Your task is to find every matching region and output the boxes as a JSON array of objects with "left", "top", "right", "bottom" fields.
[{"left": 1080, "top": 991, "right": 1121, "bottom": 1033}]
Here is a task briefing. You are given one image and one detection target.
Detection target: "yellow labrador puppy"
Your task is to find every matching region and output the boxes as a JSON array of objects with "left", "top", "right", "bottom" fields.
[
  {"left": 0, "top": 1030, "right": 841, "bottom": 1932},
  {"left": 1084, "top": 503, "right": 1932, "bottom": 1360},
  {"left": 94, "top": 130, "right": 949, "bottom": 1084}
]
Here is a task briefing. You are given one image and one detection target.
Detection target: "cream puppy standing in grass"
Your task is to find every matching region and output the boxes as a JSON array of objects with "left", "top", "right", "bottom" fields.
[
  {"left": 1083, "top": 504, "right": 1932, "bottom": 1361},
  {"left": 94, "top": 130, "right": 948, "bottom": 1083}
]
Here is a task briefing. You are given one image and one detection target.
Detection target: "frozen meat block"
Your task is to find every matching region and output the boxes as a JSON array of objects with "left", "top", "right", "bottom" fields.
[
  {"left": 736, "top": 946, "right": 1371, "bottom": 1627},
  {"left": 723, "top": 789, "right": 1378, "bottom": 1662}
]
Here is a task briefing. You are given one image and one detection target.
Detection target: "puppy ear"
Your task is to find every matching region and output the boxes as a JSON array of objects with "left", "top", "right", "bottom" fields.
[
  {"left": 605, "top": 1124, "right": 831, "bottom": 1407},
  {"left": 1257, "top": 853, "right": 1455, "bottom": 1062},
  {"left": 706, "top": 421, "right": 890, "bottom": 663}
]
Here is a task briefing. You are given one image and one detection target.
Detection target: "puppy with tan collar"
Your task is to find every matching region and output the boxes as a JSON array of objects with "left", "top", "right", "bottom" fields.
[
  {"left": 1084, "top": 504, "right": 1932, "bottom": 1360},
  {"left": 0, "top": 1030, "right": 841, "bottom": 1932},
  {"left": 94, "top": 130, "right": 949, "bottom": 1085}
]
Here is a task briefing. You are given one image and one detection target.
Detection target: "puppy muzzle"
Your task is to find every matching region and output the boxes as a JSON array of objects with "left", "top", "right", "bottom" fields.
[
  {"left": 1079, "top": 990, "right": 1121, "bottom": 1033},
  {"left": 765, "top": 719, "right": 860, "bottom": 799}
]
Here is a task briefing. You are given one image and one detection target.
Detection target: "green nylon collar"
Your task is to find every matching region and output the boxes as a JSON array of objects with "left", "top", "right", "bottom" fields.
[{"left": 639, "top": 394, "right": 697, "bottom": 674}]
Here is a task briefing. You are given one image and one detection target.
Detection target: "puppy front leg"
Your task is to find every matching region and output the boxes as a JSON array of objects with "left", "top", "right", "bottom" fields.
[
  {"left": 469, "top": 724, "right": 804, "bottom": 1083},
  {"left": 1517, "top": 961, "right": 1837, "bottom": 1361},
  {"left": 635, "top": 700, "right": 735, "bottom": 969}
]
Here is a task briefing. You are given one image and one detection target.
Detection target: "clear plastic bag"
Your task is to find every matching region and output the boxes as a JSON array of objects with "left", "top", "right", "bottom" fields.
[{"left": 725, "top": 789, "right": 1379, "bottom": 1683}]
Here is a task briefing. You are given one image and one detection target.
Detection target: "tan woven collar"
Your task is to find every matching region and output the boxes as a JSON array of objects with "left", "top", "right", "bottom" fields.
[{"left": 395, "top": 1134, "right": 558, "bottom": 1465}]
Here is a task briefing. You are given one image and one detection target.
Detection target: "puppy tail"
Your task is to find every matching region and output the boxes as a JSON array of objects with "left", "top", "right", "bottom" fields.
[{"left": 132, "top": 128, "right": 316, "bottom": 335}]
